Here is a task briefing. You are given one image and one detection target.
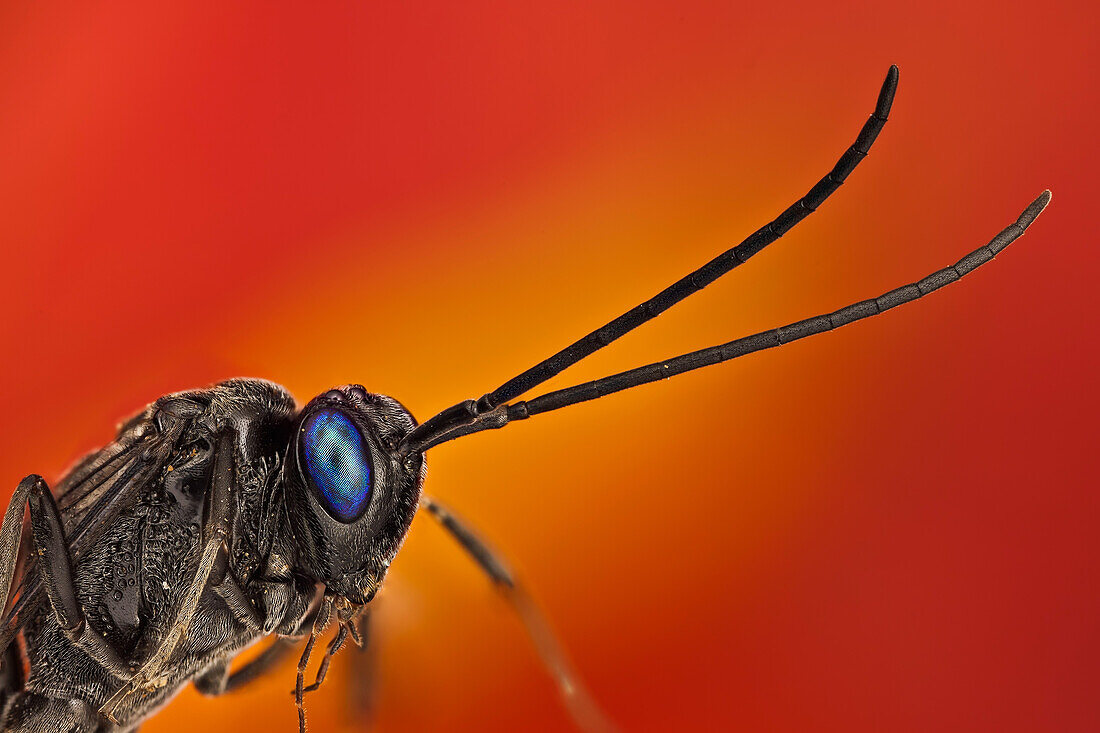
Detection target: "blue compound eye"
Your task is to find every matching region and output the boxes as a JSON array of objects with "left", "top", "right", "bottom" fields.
[{"left": 300, "top": 409, "right": 372, "bottom": 523}]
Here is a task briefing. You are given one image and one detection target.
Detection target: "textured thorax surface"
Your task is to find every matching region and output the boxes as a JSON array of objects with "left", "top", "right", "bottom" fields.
[{"left": 20, "top": 379, "right": 301, "bottom": 725}]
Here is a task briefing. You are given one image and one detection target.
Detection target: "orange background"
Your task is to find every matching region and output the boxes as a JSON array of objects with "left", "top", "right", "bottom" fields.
[{"left": 0, "top": 2, "right": 1096, "bottom": 731}]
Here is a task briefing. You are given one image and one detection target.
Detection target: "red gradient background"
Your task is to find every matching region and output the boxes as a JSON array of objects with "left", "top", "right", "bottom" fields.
[{"left": 0, "top": 3, "right": 1096, "bottom": 732}]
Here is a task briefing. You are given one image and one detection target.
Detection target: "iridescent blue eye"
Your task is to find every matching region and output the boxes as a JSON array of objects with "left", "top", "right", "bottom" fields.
[{"left": 300, "top": 409, "right": 372, "bottom": 523}]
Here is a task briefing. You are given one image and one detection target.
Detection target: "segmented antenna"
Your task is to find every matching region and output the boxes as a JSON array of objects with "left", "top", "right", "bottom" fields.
[
  {"left": 403, "top": 65, "right": 899, "bottom": 453},
  {"left": 402, "top": 190, "right": 1051, "bottom": 453}
]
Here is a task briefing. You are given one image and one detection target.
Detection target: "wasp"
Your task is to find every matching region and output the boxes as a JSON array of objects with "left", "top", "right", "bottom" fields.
[{"left": 0, "top": 65, "right": 1049, "bottom": 732}]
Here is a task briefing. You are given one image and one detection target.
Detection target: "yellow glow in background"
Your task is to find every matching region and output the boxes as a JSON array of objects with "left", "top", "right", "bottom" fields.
[{"left": 0, "top": 3, "right": 1095, "bottom": 731}]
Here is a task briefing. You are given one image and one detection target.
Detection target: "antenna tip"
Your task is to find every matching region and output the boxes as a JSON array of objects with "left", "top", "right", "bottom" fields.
[
  {"left": 876, "top": 65, "right": 900, "bottom": 116},
  {"left": 1018, "top": 189, "right": 1053, "bottom": 229}
]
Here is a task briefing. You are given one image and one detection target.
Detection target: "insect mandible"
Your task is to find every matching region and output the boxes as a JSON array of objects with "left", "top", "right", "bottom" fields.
[{"left": 0, "top": 65, "right": 1050, "bottom": 732}]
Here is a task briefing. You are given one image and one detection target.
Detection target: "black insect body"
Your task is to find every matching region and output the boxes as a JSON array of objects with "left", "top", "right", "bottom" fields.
[
  {"left": 0, "top": 66, "right": 1050, "bottom": 732},
  {"left": 0, "top": 381, "right": 423, "bottom": 731}
]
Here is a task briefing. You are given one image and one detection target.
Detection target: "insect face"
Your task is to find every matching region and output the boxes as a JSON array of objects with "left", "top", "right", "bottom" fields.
[{"left": 287, "top": 385, "right": 423, "bottom": 604}]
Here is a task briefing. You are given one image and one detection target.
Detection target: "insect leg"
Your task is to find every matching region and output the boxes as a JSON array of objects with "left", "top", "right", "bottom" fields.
[
  {"left": 193, "top": 637, "right": 299, "bottom": 696},
  {"left": 296, "top": 594, "right": 333, "bottom": 733},
  {"left": 196, "top": 586, "right": 327, "bottom": 698},
  {"left": 343, "top": 610, "right": 377, "bottom": 723},
  {"left": 223, "top": 637, "right": 299, "bottom": 693},
  {"left": 0, "top": 476, "right": 129, "bottom": 678},
  {"left": 0, "top": 634, "right": 22, "bottom": 712},
  {"left": 209, "top": 546, "right": 264, "bottom": 629},
  {"left": 301, "top": 621, "right": 347, "bottom": 693},
  {"left": 1, "top": 690, "right": 102, "bottom": 732},
  {"left": 209, "top": 547, "right": 319, "bottom": 637},
  {"left": 420, "top": 495, "right": 615, "bottom": 733},
  {"left": 150, "top": 431, "right": 238, "bottom": 657},
  {"left": 102, "top": 433, "right": 239, "bottom": 719}
]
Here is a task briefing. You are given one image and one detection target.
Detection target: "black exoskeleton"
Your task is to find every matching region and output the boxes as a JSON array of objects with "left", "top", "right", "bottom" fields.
[
  {"left": 0, "top": 66, "right": 1052, "bottom": 733},
  {"left": 0, "top": 380, "right": 423, "bottom": 731}
]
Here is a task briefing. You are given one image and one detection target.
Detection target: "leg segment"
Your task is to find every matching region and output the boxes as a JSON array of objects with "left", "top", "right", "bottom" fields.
[
  {"left": 223, "top": 638, "right": 298, "bottom": 693},
  {"left": 295, "top": 594, "right": 333, "bottom": 733},
  {"left": 209, "top": 545, "right": 264, "bottom": 630},
  {"left": 1, "top": 691, "right": 102, "bottom": 733},
  {"left": 101, "top": 433, "right": 240, "bottom": 720},
  {"left": 0, "top": 636, "right": 24, "bottom": 715},
  {"left": 193, "top": 637, "right": 299, "bottom": 697},
  {"left": 0, "top": 476, "right": 129, "bottom": 678},
  {"left": 420, "top": 495, "right": 614, "bottom": 733},
  {"left": 344, "top": 610, "right": 377, "bottom": 724},
  {"left": 194, "top": 584, "right": 325, "bottom": 699}
]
